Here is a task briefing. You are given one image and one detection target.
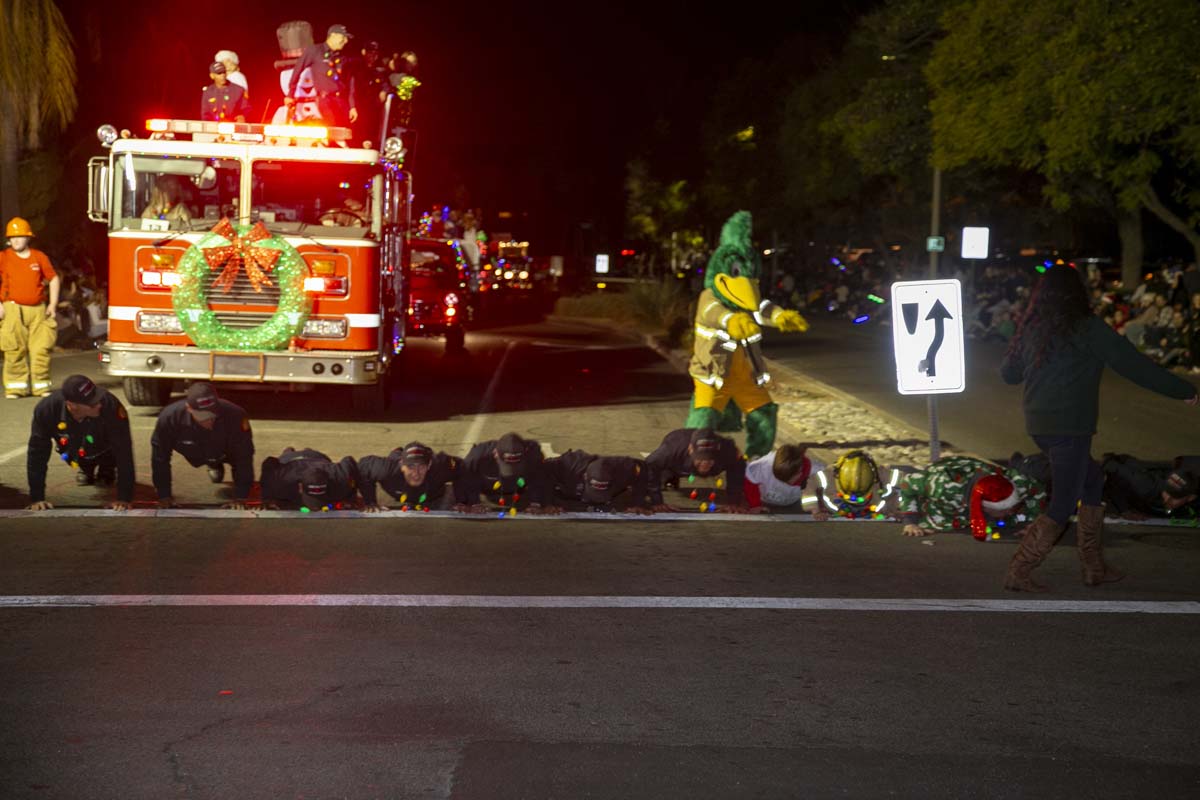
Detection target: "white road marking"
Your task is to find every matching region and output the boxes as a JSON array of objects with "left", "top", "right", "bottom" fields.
[
  {"left": 0, "top": 595, "right": 1196, "bottom": 613},
  {"left": 460, "top": 340, "right": 516, "bottom": 456},
  {"left": 0, "top": 445, "right": 26, "bottom": 465}
]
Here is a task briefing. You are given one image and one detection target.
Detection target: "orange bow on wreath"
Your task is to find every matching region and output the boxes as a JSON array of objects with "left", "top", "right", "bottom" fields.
[{"left": 203, "top": 219, "right": 282, "bottom": 294}]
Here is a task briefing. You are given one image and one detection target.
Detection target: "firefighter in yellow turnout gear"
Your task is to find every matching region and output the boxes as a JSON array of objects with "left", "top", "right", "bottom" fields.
[
  {"left": 685, "top": 211, "right": 808, "bottom": 458},
  {"left": 1, "top": 218, "right": 60, "bottom": 398}
]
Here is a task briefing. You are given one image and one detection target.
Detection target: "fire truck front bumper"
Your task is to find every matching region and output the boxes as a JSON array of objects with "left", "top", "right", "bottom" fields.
[{"left": 99, "top": 343, "right": 390, "bottom": 384}]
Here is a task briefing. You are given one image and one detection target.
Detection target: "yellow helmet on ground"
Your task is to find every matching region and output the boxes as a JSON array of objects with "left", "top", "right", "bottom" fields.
[
  {"left": 5, "top": 217, "right": 33, "bottom": 237},
  {"left": 835, "top": 450, "right": 880, "bottom": 497}
]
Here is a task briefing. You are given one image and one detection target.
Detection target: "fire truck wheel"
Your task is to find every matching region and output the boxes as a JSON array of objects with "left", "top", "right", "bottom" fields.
[
  {"left": 352, "top": 380, "right": 389, "bottom": 415},
  {"left": 123, "top": 377, "right": 174, "bottom": 407}
]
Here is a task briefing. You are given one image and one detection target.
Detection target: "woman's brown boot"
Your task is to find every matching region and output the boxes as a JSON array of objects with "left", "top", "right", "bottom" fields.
[
  {"left": 1004, "top": 515, "right": 1063, "bottom": 592},
  {"left": 1076, "top": 504, "right": 1126, "bottom": 586}
]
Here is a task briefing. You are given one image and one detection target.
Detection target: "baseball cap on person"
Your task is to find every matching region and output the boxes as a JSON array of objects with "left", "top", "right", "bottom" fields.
[
  {"left": 399, "top": 442, "right": 433, "bottom": 466},
  {"left": 298, "top": 463, "right": 331, "bottom": 510},
  {"left": 582, "top": 458, "right": 619, "bottom": 504},
  {"left": 327, "top": 24, "right": 353, "bottom": 38},
  {"left": 689, "top": 428, "right": 720, "bottom": 457},
  {"left": 209, "top": 61, "right": 227, "bottom": 75},
  {"left": 61, "top": 374, "right": 106, "bottom": 405},
  {"left": 185, "top": 382, "right": 220, "bottom": 422},
  {"left": 1164, "top": 470, "right": 1199, "bottom": 499},
  {"left": 495, "top": 432, "right": 526, "bottom": 477}
]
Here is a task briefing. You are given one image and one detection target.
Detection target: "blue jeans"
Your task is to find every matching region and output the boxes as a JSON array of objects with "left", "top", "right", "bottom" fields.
[{"left": 1032, "top": 434, "right": 1105, "bottom": 526}]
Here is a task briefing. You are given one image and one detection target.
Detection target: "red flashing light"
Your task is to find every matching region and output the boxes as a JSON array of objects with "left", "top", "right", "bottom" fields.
[
  {"left": 620, "top": 249, "right": 635, "bottom": 256},
  {"left": 146, "top": 119, "right": 169, "bottom": 132}
]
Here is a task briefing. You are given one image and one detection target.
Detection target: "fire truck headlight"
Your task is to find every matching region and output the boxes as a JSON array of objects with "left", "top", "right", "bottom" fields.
[
  {"left": 136, "top": 311, "right": 184, "bottom": 334},
  {"left": 96, "top": 124, "right": 118, "bottom": 147},
  {"left": 302, "top": 318, "right": 348, "bottom": 338}
]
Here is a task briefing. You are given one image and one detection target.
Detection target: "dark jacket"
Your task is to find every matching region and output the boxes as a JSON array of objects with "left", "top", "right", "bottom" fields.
[
  {"left": 644, "top": 429, "right": 745, "bottom": 506},
  {"left": 28, "top": 391, "right": 135, "bottom": 502},
  {"left": 1102, "top": 454, "right": 1200, "bottom": 517},
  {"left": 150, "top": 398, "right": 255, "bottom": 500},
  {"left": 357, "top": 450, "right": 458, "bottom": 506},
  {"left": 260, "top": 448, "right": 359, "bottom": 507},
  {"left": 546, "top": 450, "right": 648, "bottom": 507},
  {"left": 200, "top": 81, "right": 251, "bottom": 122},
  {"left": 454, "top": 439, "right": 549, "bottom": 506},
  {"left": 1001, "top": 315, "right": 1195, "bottom": 435},
  {"left": 287, "top": 43, "right": 356, "bottom": 104}
]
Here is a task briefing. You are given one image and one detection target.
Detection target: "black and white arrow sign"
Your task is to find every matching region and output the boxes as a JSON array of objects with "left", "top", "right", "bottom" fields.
[{"left": 890, "top": 280, "right": 966, "bottom": 395}]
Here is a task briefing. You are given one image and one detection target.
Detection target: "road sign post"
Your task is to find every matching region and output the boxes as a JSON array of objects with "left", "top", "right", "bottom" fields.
[{"left": 891, "top": 279, "right": 966, "bottom": 463}]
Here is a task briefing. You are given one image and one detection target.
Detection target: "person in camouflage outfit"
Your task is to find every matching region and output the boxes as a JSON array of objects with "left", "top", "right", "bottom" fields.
[{"left": 896, "top": 455, "right": 1047, "bottom": 539}]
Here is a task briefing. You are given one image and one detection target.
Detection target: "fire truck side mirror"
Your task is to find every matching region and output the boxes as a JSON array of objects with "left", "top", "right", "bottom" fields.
[{"left": 87, "top": 157, "right": 111, "bottom": 223}]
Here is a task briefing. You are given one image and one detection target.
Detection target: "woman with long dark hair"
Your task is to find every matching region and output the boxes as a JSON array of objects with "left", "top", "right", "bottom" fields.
[{"left": 1000, "top": 265, "right": 1198, "bottom": 591}]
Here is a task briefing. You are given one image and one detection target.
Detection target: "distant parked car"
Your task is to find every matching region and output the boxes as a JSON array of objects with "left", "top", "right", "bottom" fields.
[{"left": 406, "top": 237, "right": 473, "bottom": 352}]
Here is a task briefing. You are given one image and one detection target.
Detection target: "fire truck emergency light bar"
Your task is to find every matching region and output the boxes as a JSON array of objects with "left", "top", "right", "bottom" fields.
[{"left": 144, "top": 119, "right": 351, "bottom": 143}]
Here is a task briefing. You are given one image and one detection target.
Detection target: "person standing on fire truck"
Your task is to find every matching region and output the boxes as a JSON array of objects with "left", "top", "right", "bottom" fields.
[
  {"left": 284, "top": 24, "right": 358, "bottom": 129},
  {"left": 0, "top": 217, "right": 60, "bottom": 399},
  {"left": 200, "top": 61, "right": 250, "bottom": 123}
]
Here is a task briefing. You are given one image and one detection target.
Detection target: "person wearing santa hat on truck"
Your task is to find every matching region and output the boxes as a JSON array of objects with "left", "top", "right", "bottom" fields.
[{"left": 895, "top": 455, "right": 1048, "bottom": 541}]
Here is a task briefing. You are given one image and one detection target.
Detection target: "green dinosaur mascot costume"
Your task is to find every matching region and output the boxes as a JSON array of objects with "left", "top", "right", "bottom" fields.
[{"left": 685, "top": 211, "right": 809, "bottom": 458}]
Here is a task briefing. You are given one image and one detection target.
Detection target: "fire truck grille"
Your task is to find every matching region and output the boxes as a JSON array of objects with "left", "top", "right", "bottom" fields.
[
  {"left": 210, "top": 311, "right": 276, "bottom": 330},
  {"left": 207, "top": 272, "right": 283, "bottom": 306}
]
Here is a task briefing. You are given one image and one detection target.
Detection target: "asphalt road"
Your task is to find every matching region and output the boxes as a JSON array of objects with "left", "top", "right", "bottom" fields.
[
  {"left": 763, "top": 314, "right": 1200, "bottom": 463},
  {"left": 2, "top": 318, "right": 1199, "bottom": 798}
]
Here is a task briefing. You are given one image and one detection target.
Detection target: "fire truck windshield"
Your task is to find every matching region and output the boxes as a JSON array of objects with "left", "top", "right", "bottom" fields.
[
  {"left": 113, "top": 154, "right": 239, "bottom": 232},
  {"left": 251, "top": 161, "right": 379, "bottom": 238}
]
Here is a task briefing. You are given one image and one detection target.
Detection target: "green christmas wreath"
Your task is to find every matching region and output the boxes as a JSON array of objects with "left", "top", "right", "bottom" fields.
[{"left": 171, "top": 220, "right": 311, "bottom": 350}]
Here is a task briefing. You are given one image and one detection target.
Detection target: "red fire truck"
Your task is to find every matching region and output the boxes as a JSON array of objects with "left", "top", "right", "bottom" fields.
[{"left": 86, "top": 119, "right": 411, "bottom": 412}]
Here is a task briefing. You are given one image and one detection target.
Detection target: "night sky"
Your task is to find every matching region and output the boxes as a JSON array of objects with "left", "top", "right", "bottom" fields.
[{"left": 61, "top": 0, "right": 875, "bottom": 253}]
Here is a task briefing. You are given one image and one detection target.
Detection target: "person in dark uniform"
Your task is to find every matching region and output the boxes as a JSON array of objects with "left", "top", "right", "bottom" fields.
[
  {"left": 260, "top": 447, "right": 359, "bottom": 510},
  {"left": 151, "top": 382, "right": 255, "bottom": 509},
  {"left": 453, "top": 432, "right": 558, "bottom": 514},
  {"left": 358, "top": 441, "right": 458, "bottom": 512},
  {"left": 546, "top": 449, "right": 649, "bottom": 512},
  {"left": 284, "top": 24, "right": 358, "bottom": 129},
  {"left": 26, "top": 374, "right": 134, "bottom": 511},
  {"left": 1100, "top": 454, "right": 1200, "bottom": 520},
  {"left": 354, "top": 40, "right": 389, "bottom": 145},
  {"left": 200, "top": 62, "right": 250, "bottom": 123},
  {"left": 643, "top": 428, "right": 748, "bottom": 513}
]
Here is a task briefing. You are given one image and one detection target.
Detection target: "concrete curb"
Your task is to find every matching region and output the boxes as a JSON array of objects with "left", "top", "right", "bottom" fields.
[{"left": 0, "top": 508, "right": 1187, "bottom": 526}]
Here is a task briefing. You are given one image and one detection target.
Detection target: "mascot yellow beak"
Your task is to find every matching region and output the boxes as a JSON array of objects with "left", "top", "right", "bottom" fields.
[{"left": 714, "top": 274, "right": 761, "bottom": 312}]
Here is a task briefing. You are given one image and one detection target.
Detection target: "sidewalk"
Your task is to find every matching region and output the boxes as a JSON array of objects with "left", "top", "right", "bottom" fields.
[{"left": 551, "top": 314, "right": 971, "bottom": 472}]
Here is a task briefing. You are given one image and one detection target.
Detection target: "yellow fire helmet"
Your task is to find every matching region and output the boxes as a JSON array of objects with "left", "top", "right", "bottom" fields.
[
  {"left": 835, "top": 450, "right": 881, "bottom": 497},
  {"left": 5, "top": 217, "right": 33, "bottom": 238}
]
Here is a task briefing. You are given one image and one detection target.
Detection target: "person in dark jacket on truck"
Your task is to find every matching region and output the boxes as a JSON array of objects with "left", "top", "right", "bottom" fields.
[{"left": 999, "top": 265, "right": 1198, "bottom": 592}]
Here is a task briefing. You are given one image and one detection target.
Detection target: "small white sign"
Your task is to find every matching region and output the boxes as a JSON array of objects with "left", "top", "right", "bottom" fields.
[
  {"left": 961, "top": 227, "right": 990, "bottom": 259},
  {"left": 891, "top": 279, "right": 966, "bottom": 395},
  {"left": 140, "top": 218, "right": 169, "bottom": 232},
  {"left": 595, "top": 254, "right": 609, "bottom": 274}
]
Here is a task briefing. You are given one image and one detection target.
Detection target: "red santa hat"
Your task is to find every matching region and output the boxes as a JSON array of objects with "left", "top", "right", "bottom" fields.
[{"left": 970, "top": 473, "right": 1022, "bottom": 541}]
